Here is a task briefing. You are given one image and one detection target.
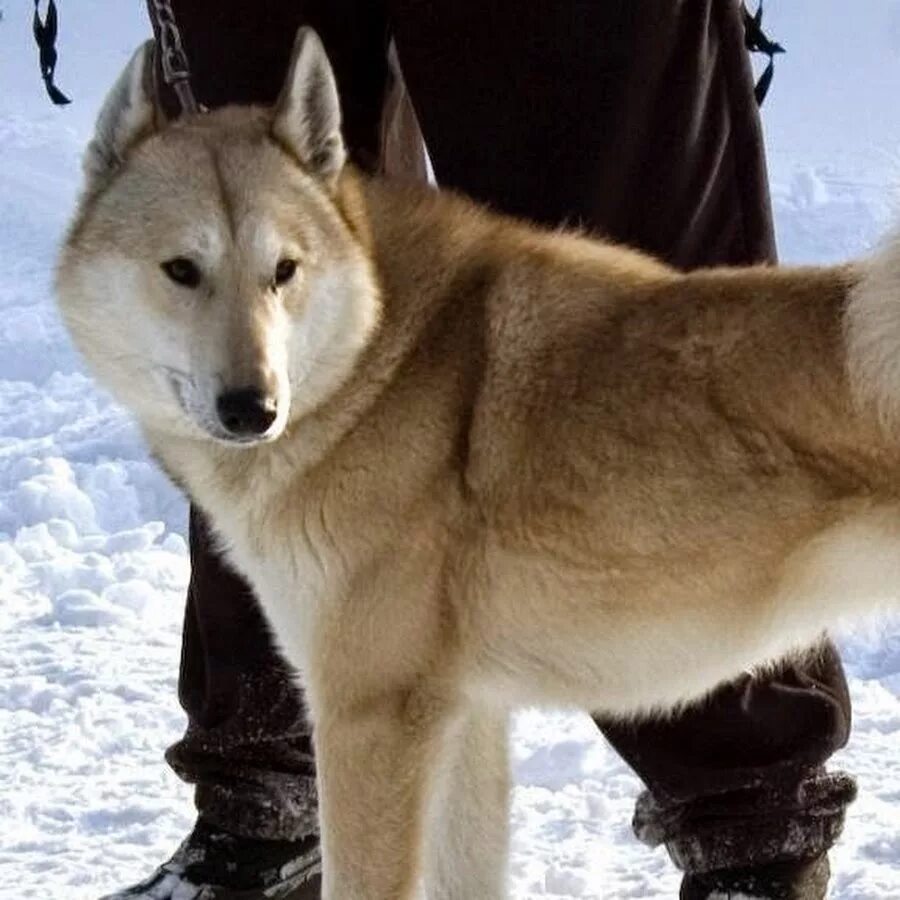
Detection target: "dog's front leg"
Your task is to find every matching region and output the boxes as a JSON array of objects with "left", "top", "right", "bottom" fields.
[
  {"left": 313, "top": 688, "right": 445, "bottom": 900},
  {"left": 421, "top": 704, "right": 510, "bottom": 900}
]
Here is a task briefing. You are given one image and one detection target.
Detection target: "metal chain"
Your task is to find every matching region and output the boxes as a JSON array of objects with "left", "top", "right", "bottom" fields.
[{"left": 148, "top": 0, "right": 199, "bottom": 114}]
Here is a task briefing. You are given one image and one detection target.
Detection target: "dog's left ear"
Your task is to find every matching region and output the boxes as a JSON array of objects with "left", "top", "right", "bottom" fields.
[
  {"left": 84, "top": 40, "right": 157, "bottom": 187},
  {"left": 272, "top": 28, "right": 347, "bottom": 187}
]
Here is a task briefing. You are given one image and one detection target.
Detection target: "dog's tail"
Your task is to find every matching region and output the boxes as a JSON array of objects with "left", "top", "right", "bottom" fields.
[{"left": 846, "top": 232, "right": 900, "bottom": 431}]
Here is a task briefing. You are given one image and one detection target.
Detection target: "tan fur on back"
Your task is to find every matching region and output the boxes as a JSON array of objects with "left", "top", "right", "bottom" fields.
[{"left": 58, "top": 93, "right": 900, "bottom": 899}]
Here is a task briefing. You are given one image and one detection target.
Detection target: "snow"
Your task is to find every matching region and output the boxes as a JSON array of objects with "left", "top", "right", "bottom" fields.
[{"left": 0, "top": 2, "right": 898, "bottom": 898}]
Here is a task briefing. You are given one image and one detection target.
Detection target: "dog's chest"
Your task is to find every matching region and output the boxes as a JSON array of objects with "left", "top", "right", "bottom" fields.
[{"left": 213, "top": 501, "right": 334, "bottom": 670}]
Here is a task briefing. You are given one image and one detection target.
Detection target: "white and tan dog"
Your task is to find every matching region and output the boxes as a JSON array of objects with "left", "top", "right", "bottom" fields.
[{"left": 57, "top": 29, "right": 900, "bottom": 900}]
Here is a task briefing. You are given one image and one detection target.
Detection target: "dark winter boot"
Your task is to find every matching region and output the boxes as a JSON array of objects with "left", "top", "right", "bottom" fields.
[
  {"left": 680, "top": 853, "right": 831, "bottom": 900},
  {"left": 98, "top": 818, "right": 321, "bottom": 899}
]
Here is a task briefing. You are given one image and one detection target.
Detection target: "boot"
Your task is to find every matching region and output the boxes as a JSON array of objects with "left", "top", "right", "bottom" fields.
[
  {"left": 99, "top": 818, "right": 320, "bottom": 899},
  {"left": 680, "top": 853, "right": 830, "bottom": 900}
]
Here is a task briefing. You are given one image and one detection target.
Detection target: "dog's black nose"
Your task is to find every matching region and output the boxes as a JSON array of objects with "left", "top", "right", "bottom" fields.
[{"left": 216, "top": 388, "right": 278, "bottom": 437}]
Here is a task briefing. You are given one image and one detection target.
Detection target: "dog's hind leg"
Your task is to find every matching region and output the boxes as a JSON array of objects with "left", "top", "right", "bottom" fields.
[{"left": 422, "top": 704, "right": 510, "bottom": 900}]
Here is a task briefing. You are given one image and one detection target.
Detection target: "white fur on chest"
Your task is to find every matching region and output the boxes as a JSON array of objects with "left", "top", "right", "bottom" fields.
[
  {"left": 159, "top": 439, "right": 338, "bottom": 674},
  {"left": 212, "top": 500, "right": 330, "bottom": 674}
]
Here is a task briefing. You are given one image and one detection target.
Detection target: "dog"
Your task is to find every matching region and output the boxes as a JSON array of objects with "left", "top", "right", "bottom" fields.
[{"left": 56, "top": 28, "right": 900, "bottom": 899}]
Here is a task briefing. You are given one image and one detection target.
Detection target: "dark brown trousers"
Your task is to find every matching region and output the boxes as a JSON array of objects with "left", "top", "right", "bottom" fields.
[{"left": 151, "top": 0, "right": 856, "bottom": 873}]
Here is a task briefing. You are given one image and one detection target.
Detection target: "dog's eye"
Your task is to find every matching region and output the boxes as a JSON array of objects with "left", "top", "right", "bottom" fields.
[
  {"left": 274, "top": 258, "right": 298, "bottom": 287},
  {"left": 161, "top": 257, "right": 201, "bottom": 288}
]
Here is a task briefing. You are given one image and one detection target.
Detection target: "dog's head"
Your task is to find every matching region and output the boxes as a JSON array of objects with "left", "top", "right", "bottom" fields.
[{"left": 56, "top": 29, "right": 379, "bottom": 446}]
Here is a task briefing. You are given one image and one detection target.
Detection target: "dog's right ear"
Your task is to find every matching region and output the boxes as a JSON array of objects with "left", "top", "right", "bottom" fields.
[
  {"left": 83, "top": 40, "right": 157, "bottom": 187},
  {"left": 272, "top": 28, "right": 347, "bottom": 188}
]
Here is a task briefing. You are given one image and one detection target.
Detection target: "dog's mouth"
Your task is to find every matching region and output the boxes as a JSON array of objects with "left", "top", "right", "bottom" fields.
[{"left": 212, "top": 429, "right": 283, "bottom": 447}]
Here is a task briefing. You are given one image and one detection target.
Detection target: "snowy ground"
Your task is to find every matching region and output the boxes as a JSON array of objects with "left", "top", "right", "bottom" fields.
[{"left": 1, "top": 2, "right": 899, "bottom": 898}]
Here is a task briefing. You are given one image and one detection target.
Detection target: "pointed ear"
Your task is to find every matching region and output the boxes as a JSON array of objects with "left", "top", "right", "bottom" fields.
[
  {"left": 271, "top": 28, "right": 347, "bottom": 186},
  {"left": 84, "top": 40, "right": 157, "bottom": 185}
]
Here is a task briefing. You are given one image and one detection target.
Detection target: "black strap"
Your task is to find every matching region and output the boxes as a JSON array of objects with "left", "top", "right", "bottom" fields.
[
  {"left": 33, "top": 0, "right": 71, "bottom": 105},
  {"left": 742, "top": 1, "right": 785, "bottom": 106}
]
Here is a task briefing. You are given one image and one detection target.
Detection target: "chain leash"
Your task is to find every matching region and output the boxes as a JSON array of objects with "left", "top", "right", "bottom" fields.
[{"left": 148, "top": 0, "right": 199, "bottom": 115}]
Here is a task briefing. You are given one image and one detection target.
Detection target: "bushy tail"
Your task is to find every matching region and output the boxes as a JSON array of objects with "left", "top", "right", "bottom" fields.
[{"left": 846, "top": 234, "right": 900, "bottom": 430}]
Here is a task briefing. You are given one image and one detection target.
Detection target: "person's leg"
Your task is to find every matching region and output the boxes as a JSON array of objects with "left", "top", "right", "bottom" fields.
[
  {"left": 618, "top": 644, "right": 855, "bottom": 877},
  {"left": 389, "top": 0, "right": 773, "bottom": 267},
  {"left": 165, "top": 509, "right": 318, "bottom": 841},
  {"left": 387, "top": 1, "right": 854, "bottom": 895}
]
